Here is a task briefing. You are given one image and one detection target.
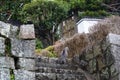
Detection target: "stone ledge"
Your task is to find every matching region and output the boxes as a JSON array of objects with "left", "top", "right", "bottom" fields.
[
  {"left": 0, "top": 37, "right": 5, "bottom": 55},
  {"left": 36, "top": 73, "right": 86, "bottom": 80},
  {"left": 14, "top": 69, "right": 35, "bottom": 80},
  {"left": 17, "top": 58, "right": 35, "bottom": 70},
  {"left": 0, "top": 57, "right": 15, "bottom": 69},
  {"left": 11, "top": 39, "right": 35, "bottom": 58},
  {"left": 107, "top": 33, "right": 120, "bottom": 46},
  {"left": 36, "top": 62, "right": 77, "bottom": 70},
  {"left": 36, "top": 67, "right": 83, "bottom": 74},
  {"left": 19, "top": 24, "right": 35, "bottom": 39},
  {"left": 0, "top": 69, "right": 10, "bottom": 80},
  {"left": 0, "top": 21, "right": 11, "bottom": 38},
  {"left": 36, "top": 56, "right": 71, "bottom": 64}
]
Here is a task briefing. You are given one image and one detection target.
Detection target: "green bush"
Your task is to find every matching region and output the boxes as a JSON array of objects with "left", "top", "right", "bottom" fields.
[
  {"left": 36, "top": 39, "right": 43, "bottom": 49},
  {"left": 78, "top": 10, "right": 109, "bottom": 18}
]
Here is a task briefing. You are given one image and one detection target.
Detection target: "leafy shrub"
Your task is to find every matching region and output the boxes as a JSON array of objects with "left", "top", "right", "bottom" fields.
[
  {"left": 36, "top": 39, "right": 43, "bottom": 49},
  {"left": 78, "top": 10, "right": 109, "bottom": 18}
]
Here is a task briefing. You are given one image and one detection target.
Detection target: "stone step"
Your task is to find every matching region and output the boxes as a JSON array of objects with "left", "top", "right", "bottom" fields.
[
  {"left": 36, "top": 73, "right": 86, "bottom": 80},
  {"left": 35, "top": 67, "right": 82, "bottom": 75},
  {"left": 36, "top": 56, "right": 71, "bottom": 64},
  {"left": 36, "top": 62, "right": 77, "bottom": 70}
]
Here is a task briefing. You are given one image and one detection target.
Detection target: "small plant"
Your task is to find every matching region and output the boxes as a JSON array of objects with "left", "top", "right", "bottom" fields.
[
  {"left": 36, "top": 38, "right": 43, "bottom": 49},
  {"left": 48, "top": 51, "right": 57, "bottom": 58},
  {"left": 45, "top": 46, "right": 54, "bottom": 52},
  {"left": 5, "top": 38, "right": 11, "bottom": 56},
  {"left": 10, "top": 74, "right": 15, "bottom": 80},
  {"left": 45, "top": 46, "right": 57, "bottom": 57},
  {"left": 35, "top": 46, "right": 57, "bottom": 57},
  {"left": 35, "top": 49, "right": 42, "bottom": 55},
  {"left": 10, "top": 69, "right": 15, "bottom": 80}
]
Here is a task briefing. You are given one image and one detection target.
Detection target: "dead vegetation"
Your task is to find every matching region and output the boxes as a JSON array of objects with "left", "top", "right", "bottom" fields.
[
  {"left": 52, "top": 15, "right": 120, "bottom": 80},
  {"left": 54, "top": 15, "right": 120, "bottom": 58},
  {"left": 89, "top": 15, "right": 120, "bottom": 42}
]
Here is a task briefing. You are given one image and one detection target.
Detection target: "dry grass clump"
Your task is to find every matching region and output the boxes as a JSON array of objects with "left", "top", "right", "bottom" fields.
[
  {"left": 54, "top": 33, "right": 89, "bottom": 58},
  {"left": 54, "top": 15, "right": 120, "bottom": 58},
  {"left": 89, "top": 15, "right": 120, "bottom": 42},
  {"left": 64, "top": 33, "right": 88, "bottom": 57},
  {"left": 35, "top": 46, "right": 57, "bottom": 57},
  {"left": 53, "top": 40, "right": 65, "bottom": 56}
]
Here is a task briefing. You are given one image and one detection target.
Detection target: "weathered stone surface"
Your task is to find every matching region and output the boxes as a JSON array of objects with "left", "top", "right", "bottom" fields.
[
  {"left": 107, "top": 33, "right": 120, "bottom": 46},
  {"left": 36, "top": 57, "right": 58, "bottom": 63},
  {"left": 113, "top": 61, "right": 120, "bottom": 80},
  {"left": 111, "top": 45, "right": 120, "bottom": 61},
  {"left": 36, "top": 62, "right": 75, "bottom": 70},
  {"left": 11, "top": 39, "right": 35, "bottom": 58},
  {"left": 36, "top": 73, "right": 86, "bottom": 80},
  {"left": 36, "top": 73, "right": 56, "bottom": 80},
  {"left": 0, "top": 21, "right": 11, "bottom": 38},
  {"left": 110, "top": 45, "right": 120, "bottom": 79},
  {"left": 14, "top": 70, "right": 35, "bottom": 80},
  {"left": 0, "top": 37, "right": 5, "bottom": 55},
  {"left": 36, "top": 56, "right": 71, "bottom": 64},
  {"left": 21, "top": 40, "right": 35, "bottom": 57},
  {"left": 9, "top": 25, "right": 19, "bottom": 38},
  {"left": 11, "top": 38, "right": 23, "bottom": 57},
  {"left": 107, "top": 33, "right": 120, "bottom": 80},
  {"left": 56, "top": 74, "right": 78, "bottom": 80},
  {"left": 36, "top": 67, "right": 82, "bottom": 74},
  {"left": 0, "top": 69, "right": 10, "bottom": 80},
  {"left": 17, "top": 58, "right": 35, "bottom": 70},
  {"left": 19, "top": 24, "right": 35, "bottom": 39},
  {"left": 0, "top": 57, "right": 15, "bottom": 69}
]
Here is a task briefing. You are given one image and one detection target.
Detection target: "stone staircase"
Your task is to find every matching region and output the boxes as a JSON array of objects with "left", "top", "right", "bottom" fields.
[{"left": 35, "top": 57, "right": 87, "bottom": 80}]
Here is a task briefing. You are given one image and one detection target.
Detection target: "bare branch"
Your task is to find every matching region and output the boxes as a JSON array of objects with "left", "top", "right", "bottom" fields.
[
  {"left": 110, "top": 3, "right": 120, "bottom": 6},
  {"left": 101, "top": 3, "right": 120, "bottom": 12}
]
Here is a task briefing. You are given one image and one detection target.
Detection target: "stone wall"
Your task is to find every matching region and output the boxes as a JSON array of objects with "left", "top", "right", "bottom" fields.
[
  {"left": 107, "top": 33, "right": 120, "bottom": 80},
  {"left": 0, "top": 21, "right": 36, "bottom": 80},
  {"left": 72, "top": 33, "right": 120, "bottom": 80},
  {"left": 0, "top": 21, "right": 87, "bottom": 80},
  {"left": 1, "top": 20, "right": 120, "bottom": 80}
]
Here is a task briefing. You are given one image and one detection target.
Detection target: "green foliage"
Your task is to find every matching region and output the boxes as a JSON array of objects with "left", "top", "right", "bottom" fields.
[
  {"left": 10, "top": 74, "right": 15, "bottom": 80},
  {"left": 0, "top": 0, "right": 114, "bottom": 47},
  {"left": 36, "top": 38, "right": 43, "bottom": 49},
  {"left": 21, "top": 0, "right": 70, "bottom": 45},
  {"left": 0, "top": 0, "right": 31, "bottom": 21},
  {"left": 35, "top": 46, "right": 57, "bottom": 57},
  {"left": 45, "top": 46, "right": 54, "bottom": 51},
  {"left": 48, "top": 52, "right": 57, "bottom": 58},
  {"left": 85, "top": 0, "right": 106, "bottom": 14},
  {"left": 5, "top": 38, "right": 11, "bottom": 56},
  {"left": 10, "top": 69, "right": 15, "bottom": 80},
  {"left": 22, "top": 0, "right": 69, "bottom": 27},
  {"left": 78, "top": 10, "right": 109, "bottom": 18},
  {"left": 69, "top": 0, "right": 86, "bottom": 11},
  {"left": 45, "top": 46, "right": 57, "bottom": 57},
  {"left": 35, "top": 48, "right": 42, "bottom": 55}
]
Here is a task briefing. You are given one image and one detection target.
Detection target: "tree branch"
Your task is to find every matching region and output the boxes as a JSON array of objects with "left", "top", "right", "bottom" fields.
[{"left": 101, "top": 3, "right": 120, "bottom": 12}]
